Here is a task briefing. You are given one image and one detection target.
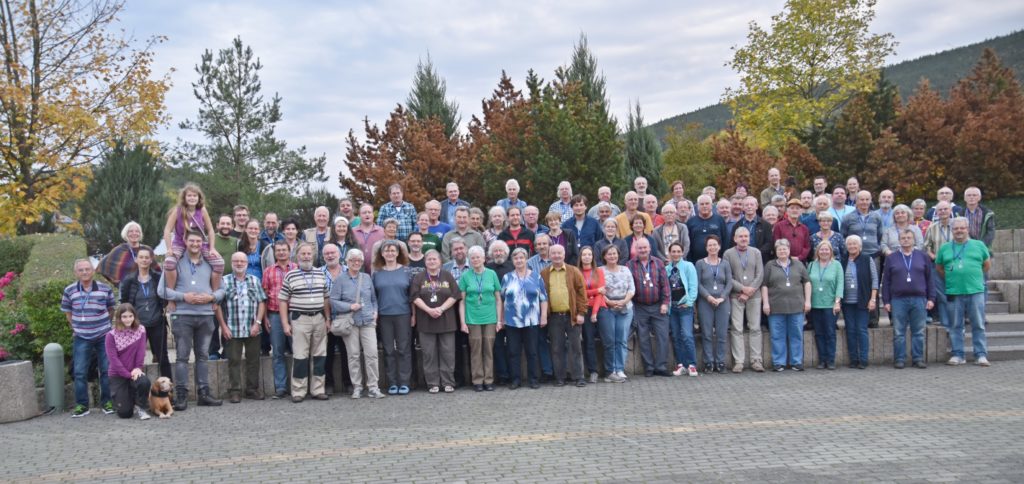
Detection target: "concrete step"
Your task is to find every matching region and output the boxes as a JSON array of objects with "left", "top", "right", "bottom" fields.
[
  {"left": 965, "top": 332, "right": 1024, "bottom": 347},
  {"left": 986, "top": 301, "right": 1009, "bottom": 314},
  {"left": 987, "top": 291, "right": 1004, "bottom": 302}
]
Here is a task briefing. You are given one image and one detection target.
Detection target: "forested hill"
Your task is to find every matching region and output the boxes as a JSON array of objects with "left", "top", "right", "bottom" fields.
[{"left": 649, "top": 30, "right": 1024, "bottom": 141}]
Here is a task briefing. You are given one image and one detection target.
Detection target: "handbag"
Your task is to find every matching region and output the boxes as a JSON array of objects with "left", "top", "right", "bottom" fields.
[{"left": 330, "top": 274, "right": 362, "bottom": 337}]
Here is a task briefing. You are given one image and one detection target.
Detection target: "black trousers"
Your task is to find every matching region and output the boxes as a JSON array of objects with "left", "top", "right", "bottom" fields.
[
  {"left": 144, "top": 321, "right": 172, "bottom": 378},
  {"left": 111, "top": 375, "right": 150, "bottom": 418}
]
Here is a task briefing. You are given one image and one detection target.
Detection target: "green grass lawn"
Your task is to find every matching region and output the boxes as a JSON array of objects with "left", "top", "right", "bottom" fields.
[{"left": 985, "top": 197, "right": 1024, "bottom": 229}]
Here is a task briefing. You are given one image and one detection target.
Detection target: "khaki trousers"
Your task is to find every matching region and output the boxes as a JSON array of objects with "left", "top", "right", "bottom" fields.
[
  {"left": 290, "top": 314, "right": 327, "bottom": 398},
  {"left": 468, "top": 324, "right": 496, "bottom": 385},
  {"left": 729, "top": 295, "right": 763, "bottom": 366},
  {"left": 342, "top": 325, "right": 380, "bottom": 391}
]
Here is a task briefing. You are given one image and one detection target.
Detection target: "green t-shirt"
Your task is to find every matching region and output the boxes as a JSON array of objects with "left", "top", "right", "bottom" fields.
[
  {"left": 935, "top": 239, "right": 990, "bottom": 295},
  {"left": 213, "top": 234, "right": 238, "bottom": 259},
  {"left": 809, "top": 259, "right": 844, "bottom": 308},
  {"left": 458, "top": 268, "right": 501, "bottom": 324}
]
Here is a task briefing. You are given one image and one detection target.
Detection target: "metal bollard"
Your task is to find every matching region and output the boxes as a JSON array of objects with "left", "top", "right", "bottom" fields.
[{"left": 43, "top": 343, "right": 65, "bottom": 413}]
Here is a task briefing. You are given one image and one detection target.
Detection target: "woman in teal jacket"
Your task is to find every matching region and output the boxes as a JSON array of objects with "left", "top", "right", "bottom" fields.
[{"left": 665, "top": 241, "right": 700, "bottom": 376}]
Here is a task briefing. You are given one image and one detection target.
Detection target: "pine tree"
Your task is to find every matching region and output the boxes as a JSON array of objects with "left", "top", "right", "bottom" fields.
[
  {"left": 81, "top": 143, "right": 168, "bottom": 254},
  {"left": 177, "top": 36, "right": 327, "bottom": 215},
  {"left": 406, "top": 54, "right": 461, "bottom": 138},
  {"left": 623, "top": 102, "right": 667, "bottom": 196},
  {"left": 565, "top": 33, "right": 616, "bottom": 125}
]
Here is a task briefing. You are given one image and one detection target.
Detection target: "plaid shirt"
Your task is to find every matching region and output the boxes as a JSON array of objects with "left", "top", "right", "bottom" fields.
[
  {"left": 262, "top": 261, "right": 297, "bottom": 312},
  {"left": 627, "top": 257, "right": 670, "bottom": 306},
  {"left": 222, "top": 274, "right": 267, "bottom": 338},
  {"left": 377, "top": 201, "right": 418, "bottom": 241}
]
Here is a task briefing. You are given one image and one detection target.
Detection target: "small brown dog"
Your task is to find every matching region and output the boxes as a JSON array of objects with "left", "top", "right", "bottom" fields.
[{"left": 149, "top": 377, "right": 174, "bottom": 418}]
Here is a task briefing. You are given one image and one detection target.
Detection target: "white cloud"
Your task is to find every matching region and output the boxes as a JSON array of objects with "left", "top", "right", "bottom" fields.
[{"left": 119, "top": 0, "right": 1024, "bottom": 195}]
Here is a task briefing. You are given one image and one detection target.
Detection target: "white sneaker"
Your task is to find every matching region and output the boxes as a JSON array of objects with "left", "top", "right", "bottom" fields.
[
  {"left": 135, "top": 406, "right": 151, "bottom": 421},
  {"left": 946, "top": 356, "right": 965, "bottom": 366},
  {"left": 687, "top": 364, "right": 699, "bottom": 377},
  {"left": 616, "top": 371, "right": 629, "bottom": 380},
  {"left": 672, "top": 364, "right": 684, "bottom": 376},
  {"left": 977, "top": 356, "right": 991, "bottom": 367}
]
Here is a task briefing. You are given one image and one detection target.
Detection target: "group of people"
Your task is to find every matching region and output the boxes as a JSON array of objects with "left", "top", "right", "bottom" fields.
[{"left": 65, "top": 173, "right": 995, "bottom": 420}]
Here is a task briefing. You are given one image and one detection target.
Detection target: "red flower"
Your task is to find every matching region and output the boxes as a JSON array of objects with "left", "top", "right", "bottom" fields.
[{"left": 10, "top": 323, "right": 26, "bottom": 336}]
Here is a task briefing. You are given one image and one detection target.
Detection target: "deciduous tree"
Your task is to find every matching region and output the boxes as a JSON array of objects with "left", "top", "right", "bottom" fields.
[
  {"left": 660, "top": 124, "right": 719, "bottom": 197},
  {"left": 724, "top": 0, "right": 896, "bottom": 151},
  {"left": 0, "top": 0, "right": 170, "bottom": 234}
]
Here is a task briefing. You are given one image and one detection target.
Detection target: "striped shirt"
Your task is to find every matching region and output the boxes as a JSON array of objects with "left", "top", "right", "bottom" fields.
[
  {"left": 61, "top": 280, "right": 116, "bottom": 340},
  {"left": 222, "top": 274, "right": 267, "bottom": 338},
  {"left": 278, "top": 268, "right": 329, "bottom": 312}
]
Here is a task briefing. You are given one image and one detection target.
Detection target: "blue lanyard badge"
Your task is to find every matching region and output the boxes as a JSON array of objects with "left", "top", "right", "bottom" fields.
[{"left": 901, "top": 252, "right": 914, "bottom": 283}]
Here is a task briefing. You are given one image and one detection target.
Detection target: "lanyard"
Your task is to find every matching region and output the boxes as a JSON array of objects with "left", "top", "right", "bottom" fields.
[
  {"left": 940, "top": 224, "right": 951, "bottom": 242},
  {"left": 188, "top": 258, "right": 199, "bottom": 276},
  {"left": 641, "top": 261, "right": 652, "bottom": 282},
  {"left": 815, "top": 262, "right": 827, "bottom": 288},
  {"left": 901, "top": 251, "right": 914, "bottom": 275},
  {"left": 427, "top": 271, "right": 439, "bottom": 298},
  {"left": 127, "top": 244, "right": 137, "bottom": 263},
  {"left": 474, "top": 270, "right": 486, "bottom": 303},
  {"left": 77, "top": 282, "right": 93, "bottom": 313},
  {"left": 738, "top": 249, "right": 749, "bottom": 271},
  {"left": 708, "top": 260, "right": 720, "bottom": 281},
  {"left": 952, "top": 242, "right": 967, "bottom": 262},
  {"left": 139, "top": 277, "right": 150, "bottom": 299},
  {"left": 781, "top": 262, "right": 791, "bottom": 282},
  {"left": 301, "top": 269, "right": 316, "bottom": 292}
]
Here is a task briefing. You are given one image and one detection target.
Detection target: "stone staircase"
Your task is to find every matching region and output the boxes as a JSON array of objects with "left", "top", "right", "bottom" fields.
[{"left": 972, "top": 229, "right": 1024, "bottom": 359}]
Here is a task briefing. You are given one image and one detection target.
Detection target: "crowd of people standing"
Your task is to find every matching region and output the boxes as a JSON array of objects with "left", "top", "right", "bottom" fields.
[{"left": 65, "top": 173, "right": 995, "bottom": 419}]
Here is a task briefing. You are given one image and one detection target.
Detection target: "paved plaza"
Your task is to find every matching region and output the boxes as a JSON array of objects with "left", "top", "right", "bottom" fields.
[{"left": 3, "top": 361, "right": 1024, "bottom": 483}]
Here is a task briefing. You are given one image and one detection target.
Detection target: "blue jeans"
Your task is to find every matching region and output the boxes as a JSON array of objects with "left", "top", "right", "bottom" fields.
[
  {"left": 669, "top": 305, "right": 696, "bottom": 367},
  {"left": 269, "top": 312, "right": 291, "bottom": 393},
  {"left": 171, "top": 314, "right": 214, "bottom": 393},
  {"left": 842, "top": 304, "right": 870, "bottom": 365},
  {"left": 891, "top": 297, "right": 927, "bottom": 363},
  {"left": 949, "top": 292, "right": 988, "bottom": 359},
  {"left": 932, "top": 271, "right": 953, "bottom": 331},
  {"left": 505, "top": 325, "right": 539, "bottom": 384},
  {"left": 767, "top": 313, "right": 804, "bottom": 367},
  {"left": 72, "top": 336, "right": 110, "bottom": 407},
  {"left": 809, "top": 308, "right": 837, "bottom": 365},
  {"left": 600, "top": 307, "right": 633, "bottom": 373},
  {"left": 581, "top": 308, "right": 607, "bottom": 374}
]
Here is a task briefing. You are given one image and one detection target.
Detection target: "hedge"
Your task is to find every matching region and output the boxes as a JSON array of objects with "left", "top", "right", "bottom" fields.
[{"left": 0, "top": 237, "right": 34, "bottom": 274}]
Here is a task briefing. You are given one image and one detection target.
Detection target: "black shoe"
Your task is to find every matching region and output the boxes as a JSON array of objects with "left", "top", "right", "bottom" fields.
[
  {"left": 173, "top": 388, "right": 188, "bottom": 411},
  {"left": 483, "top": 384, "right": 494, "bottom": 391},
  {"left": 894, "top": 361, "right": 905, "bottom": 369},
  {"left": 575, "top": 379, "right": 587, "bottom": 387},
  {"left": 654, "top": 369, "right": 673, "bottom": 377},
  {"left": 272, "top": 389, "right": 287, "bottom": 399},
  {"left": 715, "top": 363, "right": 726, "bottom": 374},
  {"left": 857, "top": 362, "right": 867, "bottom": 369},
  {"left": 508, "top": 381, "right": 520, "bottom": 390},
  {"left": 912, "top": 361, "right": 928, "bottom": 369},
  {"left": 528, "top": 382, "right": 540, "bottom": 389},
  {"left": 816, "top": 362, "right": 826, "bottom": 370},
  {"left": 848, "top": 362, "right": 858, "bottom": 369},
  {"left": 773, "top": 366, "right": 785, "bottom": 372},
  {"left": 554, "top": 380, "right": 566, "bottom": 387},
  {"left": 826, "top": 363, "right": 836, "bottom": 370},
  {"left": 703, "top": 364, "right": 714, "bottom": 374},
  {"left": 474, "top": 384, "right": 484, "bottom": 392},
  {"left": 197, "top": 389, "right": 222, "bottom": 406},
  {"left": 792, "top": 365, "right": 804, "bottom": 372},
  {"left": 643, "top": 370, "right": 654, "bottom": 378}
]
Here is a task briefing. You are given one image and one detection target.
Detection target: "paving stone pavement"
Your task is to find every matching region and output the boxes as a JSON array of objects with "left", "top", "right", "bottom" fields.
[{"left": 3, "top": 361, "right": 1024, "bottom": 483}]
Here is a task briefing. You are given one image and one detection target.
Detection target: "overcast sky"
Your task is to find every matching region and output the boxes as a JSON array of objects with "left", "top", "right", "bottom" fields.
[{"left": 120, "top": 1, "right": 1024, "bottom": 193}]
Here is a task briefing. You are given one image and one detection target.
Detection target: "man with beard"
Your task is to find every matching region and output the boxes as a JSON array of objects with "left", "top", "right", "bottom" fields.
[
  {"left": 210, "top": 215, "right": 240, "bottom": 360},
  {"left": 231, "top": 205, "right": 250, "bottom": 238},
  {"left": 875, "top": 190, "right": 895, "bottom": 231},
  {"left": 302, "top": 206, "right": 332, "bottom": 267},
  {"left": 278, "top": 243, "right": 331, "bottom": 402},
  {"left": 259, "top": 212, "right": 284, "bottom": 253}
]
